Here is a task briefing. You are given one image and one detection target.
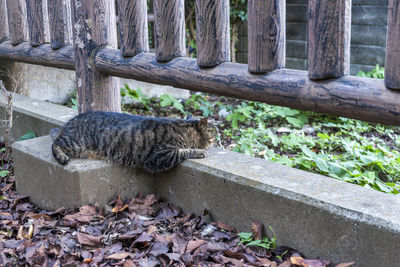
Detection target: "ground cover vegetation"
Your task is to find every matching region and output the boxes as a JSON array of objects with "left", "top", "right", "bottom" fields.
[
  {"left": 69, "top": 68, "right": 400, "bottom": 195},
  {"left": 118, "top": 84, "right": 400, "bottom": 195},
  {"left": 0, "top": 148, "right": 354, "bottom": 266},
  {"left": 66, "top": 63, "right": 400, "bottom": 196},
  {"left": 149, "top": 1, "right": 398, "bottom": 193}
]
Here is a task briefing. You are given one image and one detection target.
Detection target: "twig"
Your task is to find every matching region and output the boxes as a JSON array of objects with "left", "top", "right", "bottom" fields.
[{"left": 0, "top": 80, "right": 14, "bottom": 159}]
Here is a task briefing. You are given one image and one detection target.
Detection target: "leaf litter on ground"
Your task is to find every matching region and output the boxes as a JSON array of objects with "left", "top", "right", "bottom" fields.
[{"left": 0, "top": 147, "right": 355, "bottom": 266}]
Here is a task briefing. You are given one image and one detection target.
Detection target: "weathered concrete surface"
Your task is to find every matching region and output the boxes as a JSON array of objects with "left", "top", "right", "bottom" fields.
[
  {"left": 12, "top": 136, "right": 155, "bottom": 210},
  {"left": 0, "top": 93, "right": 76, "bottom": 140},
  {"left": 156, "top": 148, "right": 400, "bottom": 266}
]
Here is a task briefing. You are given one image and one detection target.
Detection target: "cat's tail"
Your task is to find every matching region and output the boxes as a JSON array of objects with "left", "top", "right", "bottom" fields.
[{"left": 50, "top": 128, "right": 61, "bottom": 140}]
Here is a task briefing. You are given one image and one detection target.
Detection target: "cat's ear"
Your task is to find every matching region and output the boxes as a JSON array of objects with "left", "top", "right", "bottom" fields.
[
  {"left": 186, "top": 115, "right": 193, "bottom": 120},
  {"left": 199, "top": 118, "right": 208, "bottom": 128}
]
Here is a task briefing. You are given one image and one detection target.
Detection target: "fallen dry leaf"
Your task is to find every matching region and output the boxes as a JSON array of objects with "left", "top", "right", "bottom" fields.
[
  {"left": 64, "top": 205, "right": 97, "bottom": 223},
  {"left": 212, "top": 221, "right": 236, "bottom": 232},
  {"left": 335, "top": 262, "right": 356, "bottom": 267},
  {"left": 83, "top": 257, "right": 94, "bottom": 263},
  {"left": 112, "top": 204, "right": 129, "bottom": 213},
  {"left": 76, "top": 232, "right": 102, "bottom": 247},
  {"left": 185, "top": 239, "right": 206, "bottom": 254},
  {"left": 106, "top": 252, "right": 131, "bottom": 260}
]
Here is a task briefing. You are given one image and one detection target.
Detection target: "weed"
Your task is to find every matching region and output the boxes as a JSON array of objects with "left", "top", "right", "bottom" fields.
[
  {"left": 357, "top": 64, "right": 385, "bottom": 79},
  {"left": 238, "top": 226, "right": 277, "bottom": 250}
]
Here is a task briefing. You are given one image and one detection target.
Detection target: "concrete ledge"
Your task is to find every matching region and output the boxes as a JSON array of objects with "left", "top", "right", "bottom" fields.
[{"left": 13, "top": 136, "right": 154, "bottom": 210}]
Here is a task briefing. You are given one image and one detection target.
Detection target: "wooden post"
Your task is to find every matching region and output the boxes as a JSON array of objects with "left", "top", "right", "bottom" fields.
[
  {"left": 248, "top": 0, "right": 285, "bottom": 73},
  {"left": 308, "top": 0, "right": 351, "bottom": 80},
  {"left": 153, "top": 0, "right": 185, "bottom": 61},
  {"left": 48, "top": 0, "right": 72, "bottom": 49},
  {"left": 6, "top": 0, "right": 27, "bottom": 45},
  {"left": 70, "top": 0, "right": 120, "bottom": 113},
  {"left": 0, "top": 0, "right": 9, "bottom": 42},
  {"left": 25, "top": 0, "right": 48, "bottom": 47},
  {"left": 385, "top": 0, "right": 400, "bottom": 89},
  {"left": 195, "top": 0, "right": 230, "bottom": 67},
  {"left": 117, "top": 0, "right": 149, "bottom": 57}
]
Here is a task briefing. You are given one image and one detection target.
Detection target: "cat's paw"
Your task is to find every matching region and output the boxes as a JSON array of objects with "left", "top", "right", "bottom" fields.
[
  {"left": 52, "top": 144, "right": 70, "bottom": 165},
  {"left": 190, "top": 149, "right": 208, "bottom": 159},
  {"left": 55, "top": 153, "right": 70, "bottom": 165}
]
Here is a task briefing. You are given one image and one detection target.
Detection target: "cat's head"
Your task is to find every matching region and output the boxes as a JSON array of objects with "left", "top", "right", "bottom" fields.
[{"left": 196, "top": 118, "right": 216, "bottom": 149}]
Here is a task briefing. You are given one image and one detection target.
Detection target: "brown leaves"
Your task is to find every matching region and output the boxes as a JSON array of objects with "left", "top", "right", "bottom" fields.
[{"left": 0, "top": 153, "right": 355, "bottom": 267}]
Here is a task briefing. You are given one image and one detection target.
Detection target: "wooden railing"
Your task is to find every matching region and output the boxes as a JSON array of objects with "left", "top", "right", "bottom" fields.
[{"left": 0, "top": 0, "right": 399, "bottom": 125}]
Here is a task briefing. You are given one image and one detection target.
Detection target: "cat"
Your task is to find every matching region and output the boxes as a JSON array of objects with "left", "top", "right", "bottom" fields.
[{"left": 50, "top": 111, "right": 215, "bottom": 173}]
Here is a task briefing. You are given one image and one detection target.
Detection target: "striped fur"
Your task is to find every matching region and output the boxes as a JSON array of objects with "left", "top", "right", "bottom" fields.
[{"left": 51, "top": 111, "right": 215, "bottom": 173}]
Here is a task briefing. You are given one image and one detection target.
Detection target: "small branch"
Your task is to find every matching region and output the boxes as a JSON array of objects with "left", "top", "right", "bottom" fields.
[{"left": 0, "top": 80, "right": 13, "bottom": 158}]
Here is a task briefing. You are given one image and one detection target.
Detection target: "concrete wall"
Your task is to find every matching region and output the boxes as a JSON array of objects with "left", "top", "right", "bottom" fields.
[{"left": 236, "top": 0, "right": 389, "bottom": 75}]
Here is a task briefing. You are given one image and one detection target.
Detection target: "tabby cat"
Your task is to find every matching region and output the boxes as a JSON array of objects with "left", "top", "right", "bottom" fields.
[{"left": 50, "top": 111, "right": 215, "bottom": 173}]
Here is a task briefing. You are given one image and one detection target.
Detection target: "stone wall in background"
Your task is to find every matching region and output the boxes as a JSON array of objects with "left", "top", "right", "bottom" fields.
[{"left": 236, "top": 0, "right": 389, "bottom": 75}]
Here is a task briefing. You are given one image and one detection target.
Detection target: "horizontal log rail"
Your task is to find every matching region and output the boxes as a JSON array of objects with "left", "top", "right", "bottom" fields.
[
  {"left": 0, "top": 41, "right": 399, "bottom": 126},
  {"left": 0, "top": 41, "right": 74, "bottom": 69}
]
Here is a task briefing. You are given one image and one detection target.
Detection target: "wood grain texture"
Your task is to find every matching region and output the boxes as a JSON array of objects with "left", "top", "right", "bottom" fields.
[
  {"left": 385, "top": 0, "right": 400, "bottom": 89},
  {"left": 0, "top": 41, "right": 74, "bottom": 69},
  {"left": 95, "top": 49, "right": 400, "bottom": 126},
  {"left": 6, "top": 0, "right": 27, "bottom": 45},
  {"left": 70, "top": 0, "right": 120, "bottom": 113},
  {"left": 0, "top": 0, "right": 9, "bottom": 42},
  {"left": 48, "top": 0, "right": 72, "bottom": 49},
  {"left": 195, "top": 0, "right": 230, "bottom": 67},
  {"left": 117, "top": 0, "right": 149, "bottom": 57},
  {"left": 153, "top": 0, "right": 185, "bottom": 61},
  {"left": 248, "top": 0, "right": 285, "bottom": 73},
  {"left": 308, "top": 0, "right": 351, "bottom": 80},
  {"left": 25, "top": 0, "right": 47, "bottom": 47}
]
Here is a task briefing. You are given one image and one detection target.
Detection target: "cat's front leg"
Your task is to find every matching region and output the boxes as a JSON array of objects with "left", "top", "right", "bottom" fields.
[
  {"left": 186, "top": 149, "right": 208, "bottom": 159},
  {"left": 142, "top": 148, "right": 208, "bottom": 173}
]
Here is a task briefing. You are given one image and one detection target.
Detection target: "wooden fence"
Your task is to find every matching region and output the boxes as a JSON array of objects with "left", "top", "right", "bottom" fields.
[{"left": 0, "top": 0, "right": 399, "bottom": 125}]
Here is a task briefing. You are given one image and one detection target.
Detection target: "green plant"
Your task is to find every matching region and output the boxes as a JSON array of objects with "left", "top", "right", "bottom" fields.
[
  {"left": 120, "top": 84, "right": 151, "bottom": 110},
  {"left": 159, "top": 94, "right": 186, "bottom": 114},
  {"left": 17, "top": 131, "right": 36, "bottom": 141},
  {"left": 70, "top": 97, "right": 78, "bottom": 110},
  {"left": 0, "top": 169, "right": 9, "bottom": 178},
  {"left": 238, "top": 226, "right": 277, "bottom": 250},
  {"left": 185, "top": 93, "right": 215, "bottom": 117},
  {"left": 357, "top": 64, "right": 385, "bottom": 79}
]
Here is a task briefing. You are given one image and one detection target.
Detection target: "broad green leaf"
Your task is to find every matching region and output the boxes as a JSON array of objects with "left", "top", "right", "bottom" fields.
[
  {"left": 238, "top": 232, "right": 252, "bottom": 239},
  {"left": 18, "top": 132, "right": 36, "bottom": 141},
  {"left": 246, "top": 240, "right": 262, "bottom": 247},
  {"left": 315, "top": 158, "right": 329, "bottom": 172},
  {"left": 286, "top": 117, "right": 304, "bottom": 128},
  {"left": 0, "top": 170, "right": 9, "bottom": 178},
  {"left": 301, "top": 146, "right": 316, "bottom": 159}
]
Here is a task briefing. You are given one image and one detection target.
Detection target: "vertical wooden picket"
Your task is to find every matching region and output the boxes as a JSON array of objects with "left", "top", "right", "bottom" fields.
[
  {"left": 385, "top": 0, "right": 400, "bottom": 89},
  {"left": 153, "top": 0, "right": 185, "bottom": 61},
  {"left": 248, "top": 0, "right": 286, "bottom": 73},
  {"left": 117, "top": 0, "right": 149, "bottom": 57},
  {"left": 308, "top": 0, "right": 351, "bottom": 80},
  {"left": 195, "top": 0, "right": 230, "bottom": 67},
  {"left": 6, "top": 0, "right": 27, "bottom": 45}
]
